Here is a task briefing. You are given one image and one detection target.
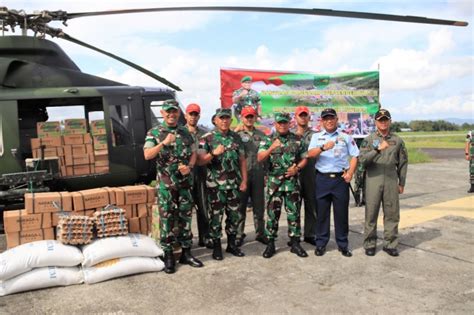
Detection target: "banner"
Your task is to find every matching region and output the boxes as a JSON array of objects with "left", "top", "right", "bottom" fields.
[{"left": 220, "top": 68, "right": 380, "bottom": 137}]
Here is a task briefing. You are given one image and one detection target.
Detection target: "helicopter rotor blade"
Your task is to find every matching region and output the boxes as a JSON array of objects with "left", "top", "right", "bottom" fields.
[
  {"left": 63, "top": 6, "right": 468, "bottom": 27},
  {"left": 55, "top": 31, "right": 182, "bottom": 91}
]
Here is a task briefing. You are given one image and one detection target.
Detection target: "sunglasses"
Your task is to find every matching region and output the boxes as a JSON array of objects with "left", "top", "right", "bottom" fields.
[{"left": 188, "top": 112, "right": 200, "bottom": 117}]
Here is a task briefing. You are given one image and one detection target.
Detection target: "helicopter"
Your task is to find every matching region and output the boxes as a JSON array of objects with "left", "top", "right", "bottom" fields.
[{"left": 0, "top": 5, "right": 468, "bottom": 210}]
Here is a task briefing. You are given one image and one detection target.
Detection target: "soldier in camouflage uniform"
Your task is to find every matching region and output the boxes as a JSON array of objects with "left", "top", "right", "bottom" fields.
[
  {"left": 466, "top": 130, "right": 474, "bottom": 193},
  {"left": 232, "top": 76, "right": 261, "bottom": 122},
  {"left": 184, "top": 103, "right": 212, "bottom": 249},
  {"left": 234, "top": 106, "right": 267, "bottom": 246},
  {"left": 257, "top": 112, "right": 308, "bottom": 258},
  {"left": 144, "top": 100, "right": 203, "bottom": 274},
  {"left": 359, "top": 109, "right": 408, "bottom": 257},
  {"left": 199, "top": 108, "right": 248, "bottom": 260},
  {"left": 293, "top": 106, "right": 318, "bottom": 246}
]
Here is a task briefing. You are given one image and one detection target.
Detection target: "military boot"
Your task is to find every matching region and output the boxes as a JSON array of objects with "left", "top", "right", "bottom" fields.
[
  {"left": 226, "top": 235, "right": 245, "bottom": 257},
  {"left": 262, "top": 240, "right": 276, "bottom": 258},
  {"left": 212, "top": 238, "right": 223, "bottom": 261},
  {"left": 290, "top": 237, "right": 308, "bottom": 257},
  {"left": 179, "top": 247, "right": 204, "bottom": 268},
  {"left": 468, "top": 184, "right": 474, "bottom": 193},
  {"left": 163, "top": 250, "right": 176, "bottom": 274}
]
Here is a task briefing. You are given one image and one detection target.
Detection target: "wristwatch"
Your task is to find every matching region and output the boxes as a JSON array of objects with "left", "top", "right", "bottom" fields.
[
  {"left": 319, "top": 145, "right": 325, "bottom": 152},
  {"left": 296, "top": 165, "right": 302, "bottom": 172}
]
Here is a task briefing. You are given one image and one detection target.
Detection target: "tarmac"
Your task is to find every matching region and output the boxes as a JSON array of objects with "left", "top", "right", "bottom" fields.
[{"left": 0, "top": 151, "right": 473, "bottom": 314}]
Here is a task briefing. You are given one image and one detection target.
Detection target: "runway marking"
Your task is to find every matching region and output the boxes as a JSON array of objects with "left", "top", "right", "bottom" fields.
[{"left": 377, "top": 196, "right": 474, "bottom": 229}]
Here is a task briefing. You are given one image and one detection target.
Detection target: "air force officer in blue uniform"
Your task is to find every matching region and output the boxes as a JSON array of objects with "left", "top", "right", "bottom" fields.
[{"left": 308, "top": 108, "right": 359, "bottom": 257}]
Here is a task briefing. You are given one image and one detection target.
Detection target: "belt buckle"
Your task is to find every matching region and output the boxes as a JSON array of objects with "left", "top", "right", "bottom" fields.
[{"left": 329, "top": 174, "right": 336, "bottom": 178}]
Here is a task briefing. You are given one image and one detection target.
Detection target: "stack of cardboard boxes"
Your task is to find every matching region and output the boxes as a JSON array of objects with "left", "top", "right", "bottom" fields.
[
  {"left": 3, "top": 185, "right": 156, "bottom": 249},
  {"left": 90, "top": 120, "right": 109, "bottom": 174},
  {"left": 30, "top": 119, "right": 109, "bottom": 177}
]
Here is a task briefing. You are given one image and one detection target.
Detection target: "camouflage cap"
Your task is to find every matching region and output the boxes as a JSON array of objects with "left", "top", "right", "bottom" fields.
[
  {"left": 274, "top": 112, "right": 291, "bottom": 123},
  {"left": 162, "top": 99, "right": 180, "bottom": 111},
  {"left": 241, "top": 75, "right": 252, "bottom": 83},
  {"left": 375, "top": 108, "right": 391, "bottom": 120},
  {"left": 215, "top": 108, "right": 232, "bottom": 118}
]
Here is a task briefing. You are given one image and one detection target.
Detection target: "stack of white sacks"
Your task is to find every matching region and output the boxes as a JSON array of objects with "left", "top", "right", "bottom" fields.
[{"left": 0, "top": 234, "right": 164, "bottom": 296}]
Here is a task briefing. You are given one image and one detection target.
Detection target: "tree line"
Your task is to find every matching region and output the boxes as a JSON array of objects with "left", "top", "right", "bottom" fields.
[{"left": 391, "top": 120, "right": 474, "bottom": 132}]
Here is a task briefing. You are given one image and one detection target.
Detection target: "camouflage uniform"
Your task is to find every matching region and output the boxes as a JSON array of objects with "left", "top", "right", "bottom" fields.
[
  {"left": 359, "top": 130, "right": 408, "bottom": 250},
  {"left": 236, "top": 128, "right": 266, "bottom": 239},
  {"left": 467, "top": 131, "right": 474, "bottom": 192},
  {"left": 232, "top": 88, "right": 261, "bottom": 119},
  {"left": 203, "top": 130, "right": 245, "bottom": 239},
  {"left": 258, "top": 132, "right": 307, "bottom": 240},
  {"left": 188, "top": 126, "right": 210, "bottom": 242},
  {"left": 297, "top": 128, "right": 318, "bottom": 240},
  {"left": 144, "top": 123, "right": 196, "bottom": 252}
]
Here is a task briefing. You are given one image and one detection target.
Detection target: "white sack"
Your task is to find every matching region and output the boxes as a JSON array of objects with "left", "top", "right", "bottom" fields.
[
  {"left": 0, "top": 240, "right": 84, "bottom": 281},
  {"left": 0, "top": 266, "right": 83, "bottom": 296},
  {"left": 82, "top": 233, "right": 163, "bottom": 267},
  {"left": 83, "top": 256, "right": 164, "bottom": 284}
]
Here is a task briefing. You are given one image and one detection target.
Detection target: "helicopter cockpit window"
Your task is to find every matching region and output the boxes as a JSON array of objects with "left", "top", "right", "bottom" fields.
[
  {"left": 150, "top": 100, "right": 165, "bottom": 127},
  {"left": 109, "top": 104, "right": 131, "bottom": 147}
]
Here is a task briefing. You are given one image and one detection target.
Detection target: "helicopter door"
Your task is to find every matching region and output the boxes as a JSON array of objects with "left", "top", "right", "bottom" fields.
[
  {"left": 103, "top": 95, "right": 137, "bottom": 181},
  {"left": 0, "top": 100, "right": 22, "bottom": 174}
]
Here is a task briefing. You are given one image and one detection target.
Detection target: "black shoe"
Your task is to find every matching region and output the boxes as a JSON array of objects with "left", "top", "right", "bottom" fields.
[
  {"left": 235, "top": 234, "right": 245, "bottom": 247},
  {"left": 338, "top": 247, "right": 353, "bottom": 257},
  {"left": 287, "top": 237, "right": 300, "bottom": 247},
  {"left": 383, "top": 247, "right": 399, "bottom": 257},
  {"left": 468, "top": 185, "right": 474, "bottom": 193},
  {"left": 290, "top": 238, "right": 308, "bottom": 258},
  {"left": 263, "top": 240, "right": 276, "bottom": 258},
  {"left": 255, "top": 235, "right": 268, "bottom": 245},
  {"left": 303, "top": 237, "right": 317, "bottom": 246},
  {"left": 365, "top": 248, "right": 376, "bottom": 256},
  {"left": 179, "top": 248, "right": 204, "bottom": 268},
  {"left": 198, "top": 236, "right": 213, "bottom": 249},
  {"left": 163, "top": 251, "right": 176, "bottom": 274},
  {"left": 315, "top": 246, "right": 326, "bottom": 256},
  {"left": 212, "top": 239, "right": 223, "bottom": 261},
  {"left": 226, "top": 235, "right": 245, "bottom": 257}
]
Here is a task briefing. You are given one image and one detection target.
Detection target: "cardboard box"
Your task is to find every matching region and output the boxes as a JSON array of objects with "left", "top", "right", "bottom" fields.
[
  {"left": 114, "top": 186, "right": 153, "bottom": 205},
  {"left": 93, "top": 134, "right": 108, "bottom": 150},
  {"left": 3, "top": 210, "right": 52, "bottom": 233},
  {"left": 71, "top": 188, "right": 112, "bottom": 210},
  {"left": 129, "top": 217, "right": 140, "bottom": 233},
  {"left": 66, "top": 165, "right": 92, "bottom": 176},
  {"left": 137, "top": 204, "right": 149, "bottom": 218},
  {"left": 6, "top": 228, "right": 55, "bottom": 249},
  {"left": 65, "top": 153, "right": 95, "bottom": 166},
  {"left": 63, "top": 119, "right": 87, "bottom": 134},
  {"left": 64, "top": 144, "right": 87, "bottom": 156},
  {"left": 31, "top": 136, "right": 62, "bottom": 150},
  {"left": 25, "top": 192, "right": 73, "bottom": 213},
  {"left": 37, "top": 121, "right": 61, "bottom": 138},
  {"left": 90, "top": 119, "right": 106, "bottom": 135},
  {"left": 94, "top": 166, "right": 109, "bottom": 174},
  {"left": 94, "top": 150, "right": 109, "bottom": 162},
  {"left": 84, "top": 133, "right": 92, "bottom": 144},
  {"left": 63, "top": 134, "right": 85, "bottom": 145},
  {"left": 32, "top": 147, "right": 63, "bottom": 159},
  {"left": 94, "top": 160, "right": 109, "bottom": 167}
]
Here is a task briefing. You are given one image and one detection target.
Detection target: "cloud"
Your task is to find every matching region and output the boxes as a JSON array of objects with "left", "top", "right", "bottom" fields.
[
  {"left": 393, "top": 93, "right": 474, "bottom": 119},
  {"left": 374, "top": 28, "right": 472, "bottom": 92}
]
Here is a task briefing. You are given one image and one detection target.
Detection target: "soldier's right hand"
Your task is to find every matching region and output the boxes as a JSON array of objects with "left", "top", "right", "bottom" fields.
[
  {"left": 212, "top": 144, "right": 225, "bottom": 156},
  {"left": 378, "top": 140, "right": 389, "bottom": 151},
  {"left": 324, "top": 141, "right": 336, "bottom": 150},
  {"left": 270, "top": 139, "right": 282, "bottom": 151},
  {"left": 162, "top": 133, "right": 176, "bottom": 146}
]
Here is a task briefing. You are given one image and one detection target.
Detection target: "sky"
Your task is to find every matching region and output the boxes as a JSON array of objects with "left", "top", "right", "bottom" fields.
[{"left": 3, "top": 0, "right": 473, "bottom": 126}]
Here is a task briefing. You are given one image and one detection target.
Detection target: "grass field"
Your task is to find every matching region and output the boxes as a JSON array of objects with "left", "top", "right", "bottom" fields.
[
  {"left": 399, "top": 131, "right": 466, "bottom": 149},
  {"left": 399, "top": 130, "right": 467, "bottom": 164}
]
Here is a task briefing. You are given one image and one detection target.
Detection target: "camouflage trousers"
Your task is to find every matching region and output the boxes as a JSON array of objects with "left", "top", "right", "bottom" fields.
[
  {"left": 208, "top": 188, "right": 242, "bottom": 239},
  {"left": 158, "top": 182, "right": 193, "bottom": 252},
  {"left": 265, "top": 190, "right": 302, "bottom": 240}
]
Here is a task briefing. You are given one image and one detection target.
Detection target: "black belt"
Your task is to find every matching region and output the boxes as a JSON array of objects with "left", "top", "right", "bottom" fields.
[{"left": 317, "top": 171, "right": 343, "bottom": 178}]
